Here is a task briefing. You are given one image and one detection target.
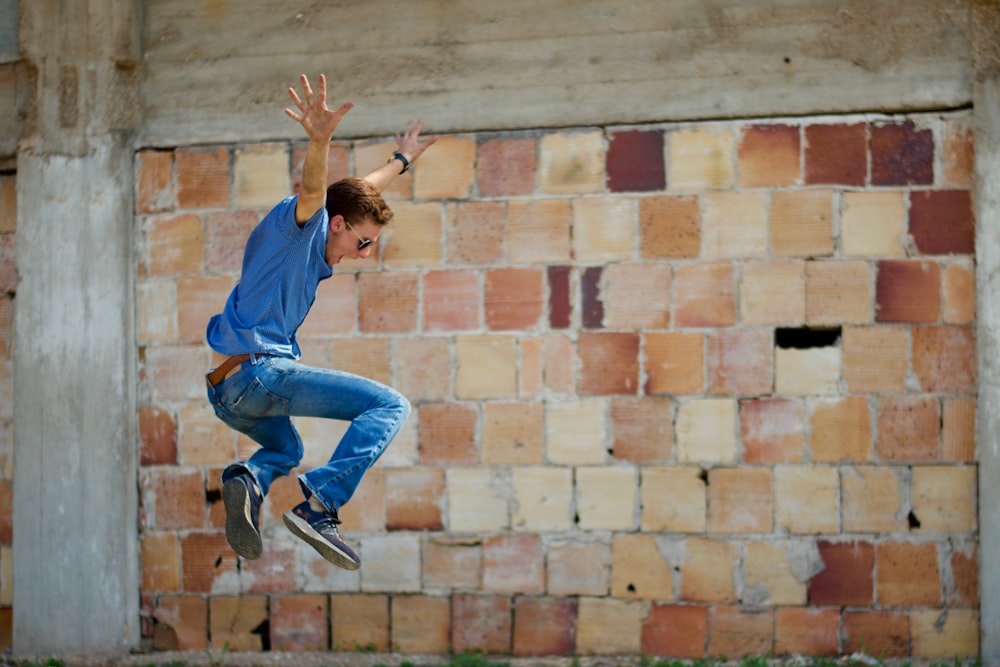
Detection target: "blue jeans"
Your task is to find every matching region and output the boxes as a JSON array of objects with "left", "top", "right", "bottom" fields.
[{"left": 206, "top": 354, "right": 410, "bottom": 512}]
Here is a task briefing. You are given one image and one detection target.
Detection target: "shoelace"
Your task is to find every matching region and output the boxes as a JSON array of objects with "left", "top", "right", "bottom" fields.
[{"left": 313, "top": 511, "right": 342, "bottom": 534}]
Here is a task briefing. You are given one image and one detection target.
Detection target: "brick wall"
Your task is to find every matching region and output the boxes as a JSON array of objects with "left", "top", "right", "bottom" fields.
[
  {"left": 0, "top": 172, "right": 14, "bottom": 647},
  {"left": 134, "top": 112, "right": 979, "bottom": 658}
]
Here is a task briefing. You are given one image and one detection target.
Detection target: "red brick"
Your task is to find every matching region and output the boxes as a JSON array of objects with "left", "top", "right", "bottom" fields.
[
  {"left": 147, "top": 468, "right": 204, "bottom": 530},
  {"left": 271, "top": 595, "right": 328, "bottom": 651},
  {"left": 843, "top": 610, "right": 909, "bottom": 658},
  {"left": 578, "top": 331, "right": 640, "bottom": 395},
  {"left": 611, "top": 396, "right": 673, "bottom": 463},
  {"left": 446, "top": 201, "right": 506, "bottom": 265},
  {"left": 942, "top": 118, "right": 974, "bottom": 186},
  {"left": 581, "top": 266, "right": 603, "bottom": 328},
  {"left": 774, "top": 607, "right": 840, "bottom": 657},
  {"left": 136, "top": 150, "right": 175, "bottom": 214},
  {"left": 358, "top": 272, "right": 418, "bottom": 333},
  {"left": 876, "top": 260, "right": 940, "bottom": 323},
  {"left": 423, "top": 538, "right": 482, "bottom": 590},
  {"left": 177, "top": 275, "right": 234, "bottom": 341},
  {"left": 201, "top": 210, "right": 256, "bottom": 275},
  {"left": 842, "top": 326, "right": 908, "bottom": 393},
  {"left": 180, "top": 532, "right": 237, "bottom": 593},
  {"left": 706, "top": 468, "right": 772, "bottom": 534},
  {"left": 422, "top": 269, "right": 479, "bottom": 331},
  {"left": 145, "top": 344, "right": 209, "bottom": 403},
  {"left": 640, "top": 195, "right": 700, "bottom": 259},
  {"left": 707, "top": 329, "right": 773, "bottom": 395},
  {"left": 418, "top": 402, "right": 478, "bottom": 466},
  {"left": 385, "top": 468, "right": 445, "bottom": 531},
  {"left": 607, "top": 130, "right": 665, "bottom": 192},
  {"left": 139, "top": 406, "right": 177, "bottom": 466},
  {"left": 603, "top": 263, "right": 671, "bottom": 328},
  {"left": 513, "top": 597, "right": 576, "bottom": 656},
  {"left": 146, "top": 213, "right": 204, "bottom": 276},
  {"left": 909, "top": 190, "right": 975, "bottom": 255},
  {"left": 738, "top": 123, "right": 801, "bottom": 188},
  {"left": 871, "top": 121, "right": 934, "bottom": 186},
  {"left": 0, "top": 234, "right": 13, "bottom": 294},
  {"left": 176, "top": 147, "right": 231, "bottom": 210},
  {"left": 942, "top": 397, "right": 976, "bottom": 462},
  {"left": 394, "top": 337, "right": 450, "bottom": 401},
  {"left": 877, "top": 542, "right": 941, "bottom": 606},
  {"left": 950, "top": 548, "right": 979, "bottom": 607},
  {"left": 912, "top": 326, "right": 976, "bottom": 392},
  {"left": 244, "top": 542, "right": 297, "bottom": 593},
  {"left": 391, "top": 595, "right": 451, "bottom": 654},
  {"left": 644, "top": 331, "right": 705, "bottom": 395},
  {"left": 140, "top": 532, "right": 180, "bottom": 593},
  {"left": 642, "top": 604, "right": 707, "bottom": 658},
  {"left": 483, "top": 534, "right": 544, "bottom": 594},
  {"left": 331, "top": 594, "right": 389, "bottom": 652},
  {"left": 809, "top": 541, "right": 875, "bottom": 606},
  {"left": 548, "top": 265, "right": 571, "bottom": 329},
  {"left": 329, "top": 337, "right": 390, "bottom": 386},
  {"left": 943, "top": 261, "right": 975, "bottom": 324},
  {"left": 707, "top": 606, "right": 774, "bottom": 659},
  {"left": 452, "top": 595, "right": 512, "bottom": 655},
  {"left": 805, "top": 123, "right": 867, "bottom": 185},
  {"left": 485, "top": 267, "right": 544, "bottom": 330},
  {"left": 153, "top": 596, "right": 207, "bottom": 650},
  {"left": 741, "top": 398, "right": 805, "bottom": 463},
  {"left": 477, "top": 135, "right": 537, "bottom": 197},
  {"left": 876, "top": 396, "right": 940, "bottom": 462},
  {"left": 769, "top": 189, "right": 834, "bottom": 258},
  {"left": 673, "top": 262, "right": 735, "bottom": 327},
  {"left": 299, "top": 274, "right": 356, "bottom": 337}
]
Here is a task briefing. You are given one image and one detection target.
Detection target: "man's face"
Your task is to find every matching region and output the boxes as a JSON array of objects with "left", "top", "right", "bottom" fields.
[{"left": 327, "top": 215, "right": 380, "bottom": 265}]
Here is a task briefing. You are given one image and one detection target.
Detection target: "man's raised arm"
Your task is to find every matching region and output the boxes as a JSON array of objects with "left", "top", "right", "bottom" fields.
[{"left": 363, "top": 119, "right": 438, "bottom": 193}]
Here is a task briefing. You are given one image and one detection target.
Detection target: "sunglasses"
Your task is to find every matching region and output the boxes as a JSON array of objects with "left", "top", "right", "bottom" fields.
[{"left": 344, "top": 221, "right": 374, "bottom": 251}]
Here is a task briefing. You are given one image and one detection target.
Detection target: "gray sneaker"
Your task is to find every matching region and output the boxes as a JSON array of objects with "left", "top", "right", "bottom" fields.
[
  {"left": 283, "top": 501, "right": 360, "bottom": 570},
  {"left": 222, "top": 474, "right": 263, "bottom": 560}
]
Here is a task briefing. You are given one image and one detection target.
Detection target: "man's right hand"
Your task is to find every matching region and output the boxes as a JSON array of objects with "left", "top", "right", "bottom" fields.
[{"left": 284, "top": 73, "right": 354, "bottom": 143}]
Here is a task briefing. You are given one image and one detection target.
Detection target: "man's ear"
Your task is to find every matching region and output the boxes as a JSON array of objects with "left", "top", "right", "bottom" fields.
[{"left": 329, "top": 214, "right": 344, "bottom": 231}]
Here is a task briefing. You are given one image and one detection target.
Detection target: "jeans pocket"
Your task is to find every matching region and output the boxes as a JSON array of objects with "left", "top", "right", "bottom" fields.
[{"left": 228, "top": 376, "right": 290, "bottom": 418}]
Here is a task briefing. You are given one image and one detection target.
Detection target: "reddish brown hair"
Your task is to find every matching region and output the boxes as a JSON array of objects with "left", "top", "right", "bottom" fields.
[{"left": 325, "top": 177, "right": 394, "bottom": 226}]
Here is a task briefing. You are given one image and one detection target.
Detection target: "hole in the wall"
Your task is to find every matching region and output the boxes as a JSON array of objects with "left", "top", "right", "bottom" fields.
[
  {"left": 627, "top": 583, "right": 636, "bottom": 593},
  {"left": 252, "top": 619, "right": 271, "bottom": 651},
  {"left": 774, "top": 326, "right": 842, "bottom": 349},
  {"left": 698, "top": 469, "right": 709, "bottom": 485},
  {"left": 908, "top": 511, "right": 921, "bottom": 529},
  {"left": 206, "top": 489, "right": 221, "bottom": 504}
]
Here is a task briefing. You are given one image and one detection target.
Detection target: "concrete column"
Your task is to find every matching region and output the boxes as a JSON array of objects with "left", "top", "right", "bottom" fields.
[{"left": 12, "top": 1, "right": 140, "bottom": 655}]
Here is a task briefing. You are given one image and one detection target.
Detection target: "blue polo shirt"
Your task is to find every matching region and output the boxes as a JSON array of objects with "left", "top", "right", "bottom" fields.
[{"left": 206, "top": 196, "right": 332, "bottom": 359}]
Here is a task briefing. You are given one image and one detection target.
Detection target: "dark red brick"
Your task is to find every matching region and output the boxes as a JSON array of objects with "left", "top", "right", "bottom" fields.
[
  {"left": 548, "top": 265, "right": 571, "bottom": 329},
  {"left": 582, "top": 266, "right": 603, "bottom": 328},
  {"left": 875, "top": 260, "right": 940, "bottom": 323},
  {"left": 871, "top": 121, "right": 934, "bottom": 186},
  {"left": 139, "top": 406, "right": 177, "bottom": 466},
  {"left": 808, "top": 540, "right": 874, "bottom": 606},
  {"left": 805, "top": 123, "right": 867, "bottom": 185},
  {"left": 513, "top": 597, "right": 576, "bottom": 656},
  {"left": 909, "top": 190, "right": 975, "bottom": 254},
  {"left": 607, "top": 130, "right": 666, "bottom": 192}
]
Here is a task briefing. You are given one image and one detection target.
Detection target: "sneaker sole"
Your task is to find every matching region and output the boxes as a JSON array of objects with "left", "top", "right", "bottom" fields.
[
  {"left": 283, "top": 511, "right": 360, "bottom": 571},
  {"left": 222, "top": 479, "right": 263, "bottom": 560}
]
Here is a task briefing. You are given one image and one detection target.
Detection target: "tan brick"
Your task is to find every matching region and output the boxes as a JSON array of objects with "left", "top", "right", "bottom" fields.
[
  {"left": 422, "top": 269, "right": 479, "bottom": 332},
  {"left": 146, "top": 213, "right": 204, "bottom": 276},
  {"left": 578, "top": 331, "right": 640, "bottom": 395},
  {"left": 178, "top": 402, "right": 233, "bottom": 466},
  {"left": 841, "top": 191, "right": 906, "bottom": 256},
  {"left": 611, "top": 533, "right": 673, "bottom": 599},
  {"left": 577, "top": 466, "right": 637, "bottom": 531},
  {"left": 942, "top": 117, "right": 975, "bottom": 187},
  {"left": 413, "top": 134, "right": 475, "bottom": 199},
  {"left": 876, "top": 396, "right": 940, "bottom": 462},
  {"left": 775, "top": 607, "right": 840, "bottom": 657},
  {"left": 330, "top": 337, "right": 391, "bottom": 386},
  {"left": 385, "top": 468, "right": 444, "bottom": 531},
  {"left": 423, "top": 537, "right": 481, "bottom": 591},
  {"left": 806, "top": 260, "right": 872, "bottom": 325},
  {"left": 485, "top": 267, "right": 544, "bottom": 330},
  {"left": 446, "top": 201, "right": 506, "bottom": 265},
  {"left": 543, "top": 333, "right": 576, "bottom": 395},
  {"left": 745, "top": 541, "right": 807, "bottom": 605},
  {"left": 547, "top": 540, "right": 609, "bottom": 596},
  {"left": 153, "top": 595, "right": 207, "bottom": 650},
  {"left": 140, "top": 532, "right": 180, "bottom": 592},
  {"left": 707, "top": 467, "right": 772, "bottom": 534},
  {"left": 769, "top": 189, "right": 834, "bottom": 257},
  {"left": 842, "top": 326, "right": 908, "bottom": 393},
  {"left": 669, "top": 126, "right": 735, "bottom": 190},
  {"left": 775, "top": 347, "right": 840, "bottom": 395},
  {"left": 738, "top": 123, "right": 801, "bottom": 188},
  {"left": 576, "top": 597, "right": 642, "bottom": 655},
  {"left": 942, "top": 397, "right": 975, "bottom": 462},
  {"left": 146, "top": 468, "right": 205, "bottom": 530},
  {"left": 774, "top": 465, "right": 839, "bottom": 534},
  {"left": 177, "top": 275, "right": 235, "bottom": 341},
  {"left": 950, "top": 546, "right": 979, "bottom": 607},
  {"left": 393, "top": 337, "right": 450, "bottom": 401},
  {"left": 483, "top": 402, "right": 544, "bottom": 465},
  {"left": 452, "top": 595, "right": 512, "bottom": 654},
  {"left": 338, "top": 468, "right": 385, "bottom": 533},
  {"left": 357, "top": 271, "right": 418, "bottom": 333},
  {"left": 740, "top": 259, "right": 806, "bottom": 325},
  {"left": 943, "top": 260, "right": 975, "bottom": 324},
  {"left": 234, "top": 144, "right": 290, "bottom": 209},
  {"left": 272, "top": 594, "right": 329, "bottom": 651},
  {"left": 136, "top": 280, "right": 178, "bottom": 343},
  {"left": 447, "top": 468, "right": 509, "bottom": 532},
  {"left": 603, "top": 263, "right": 671, "bottom": 329},
  {"left": 681, "top": 537, "right": 737, "bottom": 602},
  {"left": 332, "top": 594, "right": 389, "bottom": 651},
  {"left": 572, "top": 196, "right": 635, "bottom": 262},
  {"left": 610, "top": 396, "right": 673, "bottom": 463},
  {"left": 455, "top": 334, "right": 517, "bottom": 399},
  {"left": 911, "top": 609, "right": 979, "bottom": 659},
  {"left": 508, "top": 199, "right": 572, "bottom": 264},
  {"left": 641, "top": 603, "right": 708, "bottom": 658},
  {"left": 912, "top": 325, "right": 976, "bottom": 393},
  {"left": 539, "top": 130, "right": 605, "bottom": 195},
  {"left": 418, "top": 402, "right": 477, "bottom": 467},
  {"left": 513, "top": 597, "right": 576, "bottom": 656},
  {"left": 355, "top": 140, "right": 411, "bottom": 201},
  {"left": 380, "top": 202, "right": 442, "bottom": 268},
  {"left": 644, "top": 331, "right": 705, "bottom": 396},
  {"left": 843, "top": 610, "right": 908, "bottom": 657},
  {"left": 741, "top": 398, "right": 805, "bottom": 464},
  {"left": 391, "top": 595, "right": 451, "bottom": 654},
  {"left": 703, "top": 191, "right": 768, "bottom": 258},
  {"left": 673, "top": 261, "right": 736, "bottom": 327},
  {"left": 296, "top": 273, "right": 355, "bottom": 337},
  {"left": 483, "top": 534, "right": 545, "bottom": 594},
  {"left": 912, "top": 466, "right": 977, "bottom": 533},
  {"left": 511, "top": 467, "right": 573, "bottom": 531},
  {"left": 546, "top": 399, "right": 606, "bottom": 464},
  {"left": 136, "top": 150, "right": 175, "bottom": 214},
  {"left": 877, "top": 542, "right": 941, "bottom": 606},
  {"left": 841, "top": 465, "right": 905, "bottom": 533},
  {"left": 707, "top": 329, "right": 774, "bottom": 395},
  {"left": 641, "top": 466, "right": 707, "bottom": 533},
  {"left": 520, "top": 336, "right": 543, "bottom": 397},
  {"left": 209, "top": 595, "right": 267, "bottom": 650},
  {"left": 708, "top": 606, "right": 774, "bottom": 659},
  {"left": 810, "top": 397, "right": 872, "bottom": 462},
  {"left": 676, "top": 398, "right": 738, "bottom": 464},
  {"left": 361, "top": 534, "right": 421, "bottom": 592},
  {"left": 639, "top": 195, "right": 701, "bottom": 259}
]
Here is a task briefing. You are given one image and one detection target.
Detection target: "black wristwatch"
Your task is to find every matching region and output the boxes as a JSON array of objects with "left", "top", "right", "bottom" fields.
[{"left": 390, "top": 151, "right": 410, "bottom": 174}]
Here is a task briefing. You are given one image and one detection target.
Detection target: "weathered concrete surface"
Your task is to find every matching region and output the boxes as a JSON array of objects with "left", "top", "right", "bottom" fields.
[{"left": 138, "top": 0, "right": 976, "bottom": 146}]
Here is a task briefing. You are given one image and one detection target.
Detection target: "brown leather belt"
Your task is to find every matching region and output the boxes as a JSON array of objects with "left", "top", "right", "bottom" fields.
[{"left": 206, "top": 354, "right": 253, "bottom": 387}]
